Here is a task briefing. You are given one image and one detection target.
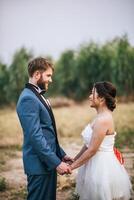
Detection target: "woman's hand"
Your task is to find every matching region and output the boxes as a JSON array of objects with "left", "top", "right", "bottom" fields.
[{"left": 62, "top": 155, "right": 74, "bottom": 165}]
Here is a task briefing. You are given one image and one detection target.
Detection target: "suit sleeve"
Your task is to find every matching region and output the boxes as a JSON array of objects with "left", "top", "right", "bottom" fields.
[
  {"left": 60, "top": 147, "right": 66, "bottom": 158},
  {"left": 17, "top": 96, "right": 61, "bottom": 170}
]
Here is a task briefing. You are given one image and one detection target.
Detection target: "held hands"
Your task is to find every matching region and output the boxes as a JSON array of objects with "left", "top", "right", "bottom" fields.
[
  {"left": 56, "top": 161, "right": 72, "bottom": 175},
  {"left": 56, "top": 155, "right": 74, "bottom": 175}
]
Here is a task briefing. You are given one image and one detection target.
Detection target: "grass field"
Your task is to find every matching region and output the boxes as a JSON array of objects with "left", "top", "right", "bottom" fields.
[{"left": 0, "top": 102, "right": 134, "bottom": 148}]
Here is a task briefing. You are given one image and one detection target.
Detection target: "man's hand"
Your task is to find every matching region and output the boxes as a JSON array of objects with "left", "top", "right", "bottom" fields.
[
  {"left": 62, "top": 155, "right": 74, "bottom": 165},
  {"left": 56, "top": 162, "right": 72, "bottom": 175}
]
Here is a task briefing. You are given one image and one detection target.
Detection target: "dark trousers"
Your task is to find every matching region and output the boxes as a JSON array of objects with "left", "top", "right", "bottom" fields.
[{"left": 27, "top": 171, "right": 57, "bottom": 200}]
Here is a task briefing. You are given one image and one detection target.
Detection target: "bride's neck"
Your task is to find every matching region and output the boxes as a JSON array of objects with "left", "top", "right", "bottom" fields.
[{"left": 96, "top": 106, "right": 110, "bottom": 115}]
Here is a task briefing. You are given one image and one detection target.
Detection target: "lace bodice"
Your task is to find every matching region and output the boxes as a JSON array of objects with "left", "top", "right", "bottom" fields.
[{"left": 81, "top": 124, "right": 116, "bottom": 152}]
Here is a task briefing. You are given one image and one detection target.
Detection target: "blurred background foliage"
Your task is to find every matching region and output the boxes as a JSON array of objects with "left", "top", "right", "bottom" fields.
[{"left": 0, "top": 34, "right": 134, "bottom": 105}]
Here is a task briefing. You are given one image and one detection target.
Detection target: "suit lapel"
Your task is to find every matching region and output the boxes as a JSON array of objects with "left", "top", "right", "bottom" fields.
[
  {"left": 25, "top": 83, "right": 62, "bottom": 158},
  {"left": 25, "top": 83, "right": 57, "bottom": 135}
]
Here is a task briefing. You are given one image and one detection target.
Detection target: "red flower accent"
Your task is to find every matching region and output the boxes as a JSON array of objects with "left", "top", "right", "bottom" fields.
[{"left": 114, "top": 147, "right": 124, "bottom": 165}]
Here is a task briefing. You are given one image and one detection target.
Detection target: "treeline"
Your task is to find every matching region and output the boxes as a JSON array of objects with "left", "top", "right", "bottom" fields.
[
  {"left": 50, "top": 35, "right": 134, "bottom": 100},
  {"left": 0, "top": 35, "right": 134, "bottom": 105}
]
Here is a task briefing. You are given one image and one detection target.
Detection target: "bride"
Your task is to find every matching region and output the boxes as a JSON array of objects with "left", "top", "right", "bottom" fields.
[{"left": 70, "top": 81, "right": 132, "bottom": 200}]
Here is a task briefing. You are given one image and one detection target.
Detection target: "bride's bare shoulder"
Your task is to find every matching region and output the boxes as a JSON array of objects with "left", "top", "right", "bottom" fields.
[{"left": 93, "top": 114, "right": 113, "bottom": 130}]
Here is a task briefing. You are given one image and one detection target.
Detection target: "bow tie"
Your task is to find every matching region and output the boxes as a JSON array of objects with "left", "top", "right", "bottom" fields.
[
  {"left": 26, "top": 83, "right": 46, "bottom": 95},
  {"left": 39, "top": 90, "right": 46, "bottom": 95}
]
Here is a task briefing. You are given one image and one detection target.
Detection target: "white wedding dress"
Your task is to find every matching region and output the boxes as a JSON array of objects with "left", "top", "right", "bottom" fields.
[{"left": 76, "top": 124, "right": 132, "bottom": 200}]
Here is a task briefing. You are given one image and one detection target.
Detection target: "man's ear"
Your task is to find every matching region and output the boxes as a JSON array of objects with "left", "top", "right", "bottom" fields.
[{"left": 34, "top": 70, "right": 41, "bottom": 80}]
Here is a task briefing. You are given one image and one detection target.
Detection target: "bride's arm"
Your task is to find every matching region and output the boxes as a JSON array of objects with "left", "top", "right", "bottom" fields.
[
  {"left": 73, "top": 145, "right": 88, "bottom": 161},
  {"left": 71, "top": 118, "right": 108, "bottom": 170}
]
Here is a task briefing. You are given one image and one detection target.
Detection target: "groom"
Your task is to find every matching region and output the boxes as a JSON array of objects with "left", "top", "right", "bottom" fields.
[{"left": 16, "top": 57, "right": 72, "bottom": 200}]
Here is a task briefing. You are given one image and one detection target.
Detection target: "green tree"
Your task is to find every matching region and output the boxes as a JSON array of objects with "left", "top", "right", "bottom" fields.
[
  {"left": 75, "top": 42, "right": 102, "bottom": 100},
  {"left": 52, "top": 50, "right": 77, "bottom": 98},
  {"left": 0, "top": 62, "right": 9, "bottom": 105},
  {"left": 8, "top": 47, "right": 32, "bottom": 103},
  {"left": 112, "top": 35, "right": 134, "bottom": 96}
]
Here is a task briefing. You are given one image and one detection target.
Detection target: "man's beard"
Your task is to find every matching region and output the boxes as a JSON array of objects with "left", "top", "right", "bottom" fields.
[{"left": 37, "top": 75, "right": 46, "bottom": 90}]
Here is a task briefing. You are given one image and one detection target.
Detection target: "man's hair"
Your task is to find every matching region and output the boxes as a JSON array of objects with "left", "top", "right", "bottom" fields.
[{"left": 28, "top": 57, "right": 54, "bottom": 77}]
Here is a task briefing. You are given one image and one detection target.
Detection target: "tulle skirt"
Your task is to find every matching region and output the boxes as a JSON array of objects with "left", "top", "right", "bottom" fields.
[{"left": 76, "top": 151, "right": 132, "bottom": 200}]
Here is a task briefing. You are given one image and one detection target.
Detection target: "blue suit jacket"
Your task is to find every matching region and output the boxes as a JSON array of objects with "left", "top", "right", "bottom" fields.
[{"left": 16, "top": 85, "right": 66, "bottom": 175}]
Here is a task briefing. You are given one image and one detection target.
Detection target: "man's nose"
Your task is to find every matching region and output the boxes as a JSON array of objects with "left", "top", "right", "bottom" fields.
[{"left": 49, "top": 77, "right": 52, "bottom": 82}]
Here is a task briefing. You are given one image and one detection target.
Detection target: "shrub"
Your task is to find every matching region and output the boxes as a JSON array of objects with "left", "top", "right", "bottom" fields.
[{"left": 0, "top": 176, "right": 7, "bottom": 191}]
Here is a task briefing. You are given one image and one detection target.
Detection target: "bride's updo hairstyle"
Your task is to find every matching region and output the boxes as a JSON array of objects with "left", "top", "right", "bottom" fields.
[{"left": 94, "top": 81, "right": 116, "bottom": 111}]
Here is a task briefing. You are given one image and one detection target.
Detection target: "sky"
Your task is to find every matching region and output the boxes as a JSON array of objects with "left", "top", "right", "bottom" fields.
[{"left": 0, "top": 0, "right": 134, "bottom": 65}]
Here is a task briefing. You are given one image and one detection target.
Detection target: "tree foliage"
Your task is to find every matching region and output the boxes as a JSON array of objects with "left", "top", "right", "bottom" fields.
[
  {"left": 7, "top": 47, "right": 33, "bottom": 103},
  {"left": 0, "top": 48, "right": 32, "bottom": 105},
  {"left": 0, "top": 35, "right": 134, "bottom": 105},
  {"left": 52, "top": 35, "right": 134, "bottom": 100},
  {"left": 0, "top": 63, "right": 9, "bottom": 105}
]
